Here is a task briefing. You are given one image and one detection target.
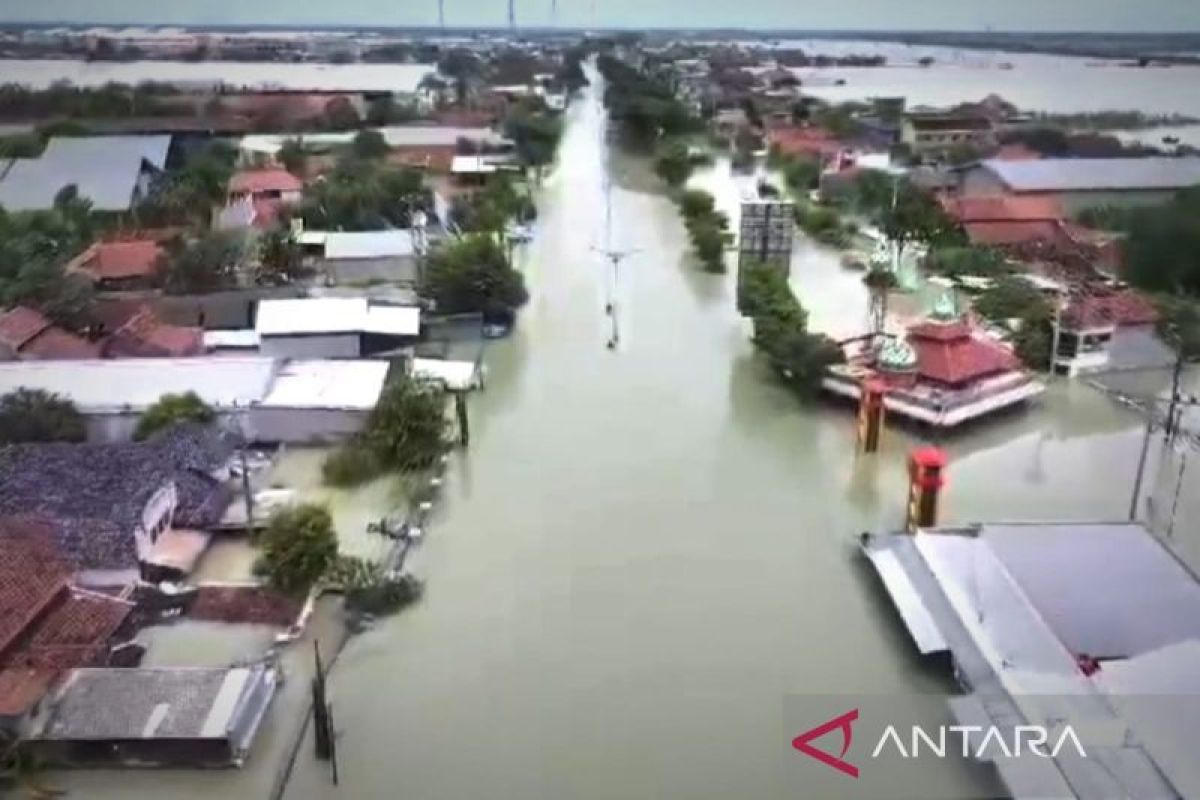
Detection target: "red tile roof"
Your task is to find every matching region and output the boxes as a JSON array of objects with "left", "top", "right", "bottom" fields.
[
  {"left": 16, "top": 589, "right": 133, "bottom": 670},
  {"left": 963, "top": 220, "right": 1066, "bottom": 247},
  {"left": 766, "top": 125, "right": 842, "bottom": 159},
  {"left": 189, "top": 585, "right": 303, "bottom": 627},
  {"left": 0, "top": 306, "right": 53, "bottom": 351},
  {"left": 0, "top": 517, "right": 71, "bottom": 657},
  {"left": 994, "top": 143, "right": 1042, "bottom": 161},
  {"left": 100, "top": 305, "right": 204, "bottom": 358},
  {"left": 68, "top": 240, "right": 165, "bottom": 282},
  {"left": 940, "top": 194, "right": 1062, "bottom": 223},
  {"left": 908, "top": 320, "right": 1020, "bottom": 386},
  {"left": 230, "top": 167, "right": 304, "bottom": 195},
  {"left": 0, "top": 307, "right": 100, "bottom": 360},
  {"left": 1063, "top": 291, "right": 1159, "bottom": 330},
  {"left": 0, "top": 667, "right": 55, "bottom": 716}
]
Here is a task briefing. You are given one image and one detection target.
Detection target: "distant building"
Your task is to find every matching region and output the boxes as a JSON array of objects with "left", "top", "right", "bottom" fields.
[
  {"left": 900, "top": 113, "right": 994, "bottom": 158},
  {"left": 65, "top": 238, "right": 167, "bottom": 292},
  {"left": 1054, "top": 289, "right": 1168, "bottom": 376},
  {"left": 29, "top": 665, "right": 278, "bottom": 768},
  {"left": 0, "top": 136, "right": 172, "bottom": 213},
  {"left": 937, "top": 194, "right": 1065, "bottom": 248},
  {"left": 0, "top": 356, "right": 391, "bottom": 444},
  {"left": 298, "top": 229, "right": 422, "bottom": 286},
  {"left": 765, "top": 125, "right": 842, "bottom": 162},
  {"left": 958, "top": 157, "right": 1200, "bottom": 214}
]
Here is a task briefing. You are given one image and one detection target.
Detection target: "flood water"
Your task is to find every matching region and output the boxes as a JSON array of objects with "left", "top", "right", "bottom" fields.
[{"left": 270, "top": 70, "right": 1191, "bottom": 800}]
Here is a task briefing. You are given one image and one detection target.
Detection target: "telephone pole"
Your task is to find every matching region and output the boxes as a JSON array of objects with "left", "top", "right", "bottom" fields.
[
  {"left": 508, "top": 0, "right": 516, "bottom": 30},
  {"left": 438, "top": 0, "right": 445, "bottom": 30}
]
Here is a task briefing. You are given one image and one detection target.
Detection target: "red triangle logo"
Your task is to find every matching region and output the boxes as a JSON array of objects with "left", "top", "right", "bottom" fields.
[{"left": 791, "top": 708, "right": 860, "bottom": 778}]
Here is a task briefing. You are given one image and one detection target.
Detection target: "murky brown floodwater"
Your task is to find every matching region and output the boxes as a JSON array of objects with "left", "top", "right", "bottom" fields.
[
  {"left": 46, "top": 65, "right": 1197, "bottom": 800},
  {"left": 273, "top": 70, "right": 1193, "bottom": 800}
]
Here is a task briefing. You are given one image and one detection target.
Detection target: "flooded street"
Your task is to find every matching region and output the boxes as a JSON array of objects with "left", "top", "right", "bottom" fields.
[{"left": 271, "top": 72, "right": 1188, "bottom": 800}]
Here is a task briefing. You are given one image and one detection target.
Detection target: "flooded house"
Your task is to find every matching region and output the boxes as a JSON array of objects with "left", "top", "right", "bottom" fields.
[{"left": 822, "top": 296, "right": 1044, "bottom": 428}]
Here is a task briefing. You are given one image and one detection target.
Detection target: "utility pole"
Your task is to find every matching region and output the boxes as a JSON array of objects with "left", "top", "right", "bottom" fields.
[
  {"left": 438, "top": 0, "right": 445, "bottom": 30},
  {"left": 508, "top": 0, "right": 516, "bottom": 30},
  {"left": 593, "top": 171, "right": 637, "bottom": 350},
  {"left": 550, "top": 0, "right": 557, "bottom": 26}
]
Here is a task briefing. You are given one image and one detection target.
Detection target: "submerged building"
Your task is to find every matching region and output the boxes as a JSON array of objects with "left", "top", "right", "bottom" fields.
[{"left": 822, "top": 296, "right": 1044, "bottom": 428}]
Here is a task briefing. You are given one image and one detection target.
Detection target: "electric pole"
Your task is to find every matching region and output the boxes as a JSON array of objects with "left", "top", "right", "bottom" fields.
[
  {"left": 508, "top": 0, "right": 516, "bottom": 30},
  {"left": 438, "top": 0, "right": 445, "bottom": 30}
]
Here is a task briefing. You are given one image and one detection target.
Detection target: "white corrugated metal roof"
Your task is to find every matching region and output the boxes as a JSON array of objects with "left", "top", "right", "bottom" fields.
[
  {"left": 451, "top": 155, "right": 498, "bottom": 174},
  {"left": 411, "top": 358, "right": 479, "bottom": 391},
  {"left": 255, "top": 297, "right": 368, "bottom": 336},
  {"left": 0, "top": 357, "right": 275, "bottom": 413},
  {"left": 203, "top": 329, "right": 261, "bottom": 349},
  {"left": 364, "top": 305, "right": 421, "bottom": 337},
  {"left": 983, "top": 157, "right": 1200, "bottom": 193},
  {"left": 322, "top": 230, "right": 415, "bottom": 260},
  {"left": 240, "top": 125, "right": 509, "bottom": 156},
  {"left": 0, "top": 135, "right": 171, "bottom": 212},
  {"left": 259, "top": 359, "right": 389, "bottom": 411},
  {"left": 256, "top": 297, "right": 420, "bottom": 337}
]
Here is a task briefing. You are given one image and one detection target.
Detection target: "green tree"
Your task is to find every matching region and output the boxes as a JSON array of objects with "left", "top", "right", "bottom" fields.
[
  {"left": 361, "top": 377, "right": 452, "bottom": 472},
  {"left": 255, "top": 227, "right": 305, "bottom": 286},
  {"left": 351, "top": 129, "right": 390, "bottom": 160},
  {"left": 782, "top": 157, "right": 821, "bottom": 193},
  {"left": 133, "top": 391, "right": 216, "bottom": 441},
  {"left": 257, "top": 504, "right": 339, "bottom": 594},
  {"left": 654, "top": 140, "right": 693, "bottom": 188},
  {"left": 880, "top": 181, "right": 963, "bottom": 256},
  {"left": 420, "top": 235, "right": 529, "bottom": 317},
  {"left": 678, "top": 189, "right": 715, "bottom": 220},
  {"left": 0, "top": 389, "right": 86, "bottom": 444},
  {"left": 1122, "top": 188, "right": 1200, "bottom": 295},
  {"left": 278, "top": 138, "right": 307, "bottom": 176},
  {"left": 300, "top": 159, "right": 429, "bottom": 231},
  {"left": 505, "top": 102, "right": 564, "bottom": 170},
  {"left": 924, "top": 246, "right": 1011, "bottom": 279},
  {"left": 163, "top": 232, "right": 244, "bottom": 294},
  {"left": 322, "top": 96, "right": 361, "bottom": 130},
  {"left": 973, "top": 276, "right": 1050, "bottom": 324},
  {"left": 1154, "top": 294, "right": 1200, "bottom": 361}
]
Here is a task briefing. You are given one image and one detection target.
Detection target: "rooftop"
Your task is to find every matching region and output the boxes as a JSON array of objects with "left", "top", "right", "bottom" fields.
[
  {"left": 260, "top": 359, "right": 390, "bottom": 411},
  {"left": 981, "top": 156, "right": 1200, "bottom": 193},
  {"left": 1063, "top": 290, "right": 1159, "bottom": 330},
  {"left": 299, "top": 229, "right": 416, "bottom": 260},
  {"left": 255, "top": 297, "right": 420, "bottom": 337},
  {"left": 939, "top": 194, "right": 1062, "bottom": 223},
  {"left": 0, "top": 307, "right": 99, "bottom": 360},
  {"left": 0, "top": 135, "right": 171, "bottom": 212},
  {"left": 67, "top": 239, "right": 165, "bottom": 283},
  {"left": 38, "top": 665, "right": 277, "bottom": 746},
  {"left": 906, "top": 318, "right": 1020, "bottom": 386},
  {"left": 229, "top": 167, "right": 304, "bottom": 195}
]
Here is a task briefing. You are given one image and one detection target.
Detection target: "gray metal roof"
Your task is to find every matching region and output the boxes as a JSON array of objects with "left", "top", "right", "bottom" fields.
[
  {"left": 0, "top": 135, "right": 171, "bottom": 212},
  {"left": 38, "top": 666, "right": 276, "bottom": 743},
  {"left": 982, "top": 157, "right": 1200, "bottom": 193},
  {"left": 981, "top": 522, "right": 1200, "bottom": 659}
]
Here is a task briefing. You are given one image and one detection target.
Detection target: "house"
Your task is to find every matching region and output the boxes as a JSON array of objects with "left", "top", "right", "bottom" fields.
[
  {"left": 227, "top": 167, "right": 303, "bottom": 206},
  {"left": 65, "top": 238, "right": 166, "bottom": 292},
  {"left": 900, "top": 113, "right": 994, "bottom": 158},
  {"left": 0, "top": 356, "right": 391, "bottom": 444},
  {"left": 937, "top": 194, "right": 1065, "bottom": 248},
  {"left": 0, "top": 425, "right": 236, "bottom": 585},
  {"left": 0, "top": 307, "right": 100, "bottom": 361},
  {"left": 862, "top": 521, "right": 1200, "bottom": 798},
  {"left": 298, "top": 229, "right": 423, "bottom": 286},
  {"left": 29, "top": 664, "right": 278, "bottom": 767},
  {"left": 1054, "top": 289, "right": 1169, "bottom": 376},
  {"left": 93, "top": 302, "right": 205, "bottom": 359},
  {"left": 0, "top": 517, "right": 134, "bottom": 734},
  {"left": 765, "top": 125, "right": 842, "bottom": 162},
  {"left": 254, "top": 297, "right": 421, "bottom": 358},
  {"left": 0, "top": 136, "right": 172, "bottom": 213},
  {"left": 958, "top": 157, "right": 1200, "bottom": 214},
  {"left": 822, "top": 296, "right": 1044, "bottom": 427}
]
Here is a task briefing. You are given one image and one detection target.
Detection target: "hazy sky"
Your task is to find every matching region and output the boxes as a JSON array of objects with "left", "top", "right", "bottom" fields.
[{"left": 0, "top": 0, "right": 1197, "bottom": 32}]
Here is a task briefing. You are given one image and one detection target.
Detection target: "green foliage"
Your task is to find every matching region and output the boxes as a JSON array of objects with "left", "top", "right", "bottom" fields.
[
  {"left": 654, "top": 140, "right": 694, "bottom": 188},
  {"left": 880, "top": 181, "right": 964, "bottom": 252},
  {"left": 135, "top": 141, "right": 236, "bottom": 227},
  {"left": 257, "top": 504, "right": 339, "bottom": 594},
  {"left": 505, "top": 101, "right": 564, "bottom": 169},
  {"left": 300, "top": 158, "right": 430, "bottom": 231},
  {"left": 794, "top": 202, "right": 850, "bottom": 248},
  {"left": 0, "top": 81, "right": 183, "bottom": 120},
  {"left": 810, "top": 102, "right": 864, "bottom": 140},
  {"left": 330, "top": 556, "right": 424, "bottom": 615},
  {"left": 0, "top": 133, "right": 44, "bottom": 158},
  {"left": 597, "top": 54, "right": 702, "bottom": 149},
  {"left": 351, "top": 129, "right": 390, "bottom": 160},
  {"left": 321, "top": 96, "right": 360, "bottom": 130},
  {"left": 1121, "top": 188, "right": 1200, "bottom": 296},
  {"left": 163, "top": 231, "right": 244, "bottom": 294},
  {"left": 450, "top": 174, "right": 534, "bottom": 234},
  {"left": 973, "top": 276, "right": 1050, "bottom": 324},
  {"left": 738, "top": 260, "right": 842, "bottom": 398},
  {"left": 0, "top": 194, "right": 97, "bottom": 327},
  {"left": 278, "top": 138, "right": 307, "bottom": 176},
  {"left": 362, "top": 377, "right": 452, "bottom": 472},
  {"left": 0, "top": 389, "right": 86, "bottom": 445},
  {"left": 133, "top": 391, "right": 216, "bottom": 441},
  {"left": 1013, "top": 314, "right": 1053, "bottom": 371},
  {"left": 924, "top": 246, "right": 1012, "bottom": 279},
  {"left": 322, "top": 444, "right": 385, "bottom": 487},
  {"left": 1154, "top": 294, "right": 1200, "bottom": 361},
  {"left": 782, "top": 157, "right": 821, "bottom": 193},
  {"left": 255, "top": 227, "right": 306, "bottom": 286},
  {"left": 679, "top": 189, "right": 716, "bottom": 220},
  {"left": 366, "top": 95, "right": 421, "bottom": 126},
  {"left": 420, "top": 234, "right": 529, "bottom": 317}
]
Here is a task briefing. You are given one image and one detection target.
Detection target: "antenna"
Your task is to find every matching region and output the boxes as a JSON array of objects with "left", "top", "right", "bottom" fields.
[
  {"left": 550, "top": 0, "right": 558, "bottom": 26},
  {"left": 438, "top": 0, "right": 445, "bottom": 29},
  {"left": 508, "top": 0, "right": 516, "bottom": 30}
]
